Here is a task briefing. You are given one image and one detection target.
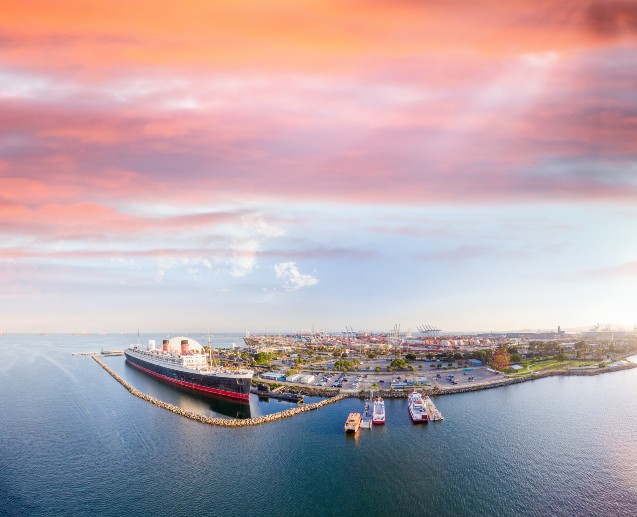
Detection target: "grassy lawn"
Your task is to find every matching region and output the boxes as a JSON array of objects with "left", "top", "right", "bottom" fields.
[
  {"left": 521, "top": 359, "right": 599, "bottom": 373},
  {"left": 507, "top": 370, "right": 535, "bottom": 378}
]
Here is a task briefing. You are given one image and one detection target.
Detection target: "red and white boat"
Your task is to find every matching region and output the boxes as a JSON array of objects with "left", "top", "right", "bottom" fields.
[
  {"left": 372, "top": 396, "right": 385, "bottom": 425},
  {"left": 408, "top": 391, "right": 428, "bottom": 423}
]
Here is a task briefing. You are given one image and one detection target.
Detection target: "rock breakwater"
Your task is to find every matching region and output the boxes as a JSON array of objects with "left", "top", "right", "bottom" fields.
[
  {"left": 347, "top": 362, "right": 637, "bottom": 398},
  {"left": 437, "top": 362, "right": 637, "bottom": 396},
  {"left": 93, "top": 356, "right": 345, "bottom": 427}
]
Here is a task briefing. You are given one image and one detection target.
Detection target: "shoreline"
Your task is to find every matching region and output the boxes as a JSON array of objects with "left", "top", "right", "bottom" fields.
[
  {"left": 92, "top": 354, "right": 636, "bottom": 426},
  {"left": 262, "top": 360, "right": 637, "bottom": 399},
  {"left": 92, "top": 355, "right": 344, "bottom": 427},
  {"left": 426, "top": 360, "right": 637, "bottom": 397}
]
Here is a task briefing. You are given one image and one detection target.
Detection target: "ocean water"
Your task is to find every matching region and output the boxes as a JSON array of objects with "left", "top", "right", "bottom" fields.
[{"left": 1, "top": 334, "right": 636, "bottom": 516}]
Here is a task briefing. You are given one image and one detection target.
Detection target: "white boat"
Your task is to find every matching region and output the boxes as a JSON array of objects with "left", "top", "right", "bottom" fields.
[
  {"left": 372, "top": 396, "right": 385, "bottom": 425},
  {"left": 408, "top": 391, "right": 428, "bottom": 423}
]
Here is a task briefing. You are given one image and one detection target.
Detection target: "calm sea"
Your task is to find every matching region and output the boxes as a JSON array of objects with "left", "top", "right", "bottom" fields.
[{"left": 1, "top": 334, "right": 636, "bottom": 516}]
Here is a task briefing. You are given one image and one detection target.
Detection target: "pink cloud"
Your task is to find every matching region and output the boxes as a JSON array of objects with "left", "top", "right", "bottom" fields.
[
  {"left": 0, "top": 5, "right": 635, "bottom": 216},
  {"left": 588, "top": 260, "right": 637, "bottom": 278}
]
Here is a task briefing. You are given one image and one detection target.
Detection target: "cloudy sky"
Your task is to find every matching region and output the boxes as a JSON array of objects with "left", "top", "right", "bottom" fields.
[{"left": 1, "top": 1, "right": 636, "bottom": 333}]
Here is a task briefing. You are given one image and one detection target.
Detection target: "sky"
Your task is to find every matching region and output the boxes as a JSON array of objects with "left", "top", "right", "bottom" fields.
[{"left": 1, "top": 1, "right": 636, "bottom": 333}]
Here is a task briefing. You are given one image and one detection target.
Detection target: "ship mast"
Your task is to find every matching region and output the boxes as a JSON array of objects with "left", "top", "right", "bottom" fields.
[
  {"left": 208, "top": 329, "right": 212, "bottom": 369},
  {"left": 208, "top": 328, "right": 218, "bottom": 368}
]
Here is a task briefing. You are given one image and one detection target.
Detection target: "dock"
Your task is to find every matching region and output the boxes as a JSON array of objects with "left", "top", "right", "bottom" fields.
[
  {"left": 92, "top": 355, "right": 344, "bottom": 427},
  {"left": 250, "top": 387, "right": 304, "bottom": 403},
  {"left": 424, "top": 396, "right": 444, "bottom": 421},
  {"left": 72, "top": 350, "right": 124, "bottom": 356}
]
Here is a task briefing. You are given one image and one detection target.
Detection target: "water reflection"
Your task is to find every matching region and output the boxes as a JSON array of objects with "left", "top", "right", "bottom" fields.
[
  {"left": 122, "top": 359, "right": 252, "bottom": 419},
  {"left": 173, "top": 386, "right": 252, "bottom": 419}
]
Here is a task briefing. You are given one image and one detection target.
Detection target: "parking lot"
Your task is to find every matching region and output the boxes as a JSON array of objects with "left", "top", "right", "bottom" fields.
[{"left": 264, "top": 358, "right": 506, "bottom": 392}]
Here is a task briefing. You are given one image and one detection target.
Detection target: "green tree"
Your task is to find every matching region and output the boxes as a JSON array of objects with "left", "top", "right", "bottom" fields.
[
  {"left": 252, "top": 352, "right": 273, "bottom": 365},
  {"left": 405, "top": 353, "right": 417, "bottom": 361},
  {"left": 390, "top": 358, "right": 408, "bottom": 370},
  {"left": 334, "top": 359, "right": 355, "bottom": 371}
]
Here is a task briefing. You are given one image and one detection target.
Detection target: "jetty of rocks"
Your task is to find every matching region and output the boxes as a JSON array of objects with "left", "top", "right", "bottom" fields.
[{"left": 93, "top": 356, "right": 344, "bottom": 427}]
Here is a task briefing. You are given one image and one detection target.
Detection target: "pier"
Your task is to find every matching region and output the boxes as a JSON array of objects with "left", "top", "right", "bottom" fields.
[
  {"left": 100, "top": 350, "right": 124, "bottom": 356},
  {"left": 424, "top": 396, "right": 444, "bottom": 421},
  {"left": 92, "top": 355, "right": 343, "bottom": 427},
  {"left": 250, "top": 386, "right": 304, "bottom": 402}
]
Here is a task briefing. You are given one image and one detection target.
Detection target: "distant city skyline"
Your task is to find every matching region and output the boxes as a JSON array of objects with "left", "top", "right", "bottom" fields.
[{"left": 1, "top": 2, "right": 636, "bottom": 332}]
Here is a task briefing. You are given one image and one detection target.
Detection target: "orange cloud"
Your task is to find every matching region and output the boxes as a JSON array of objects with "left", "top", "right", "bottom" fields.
[{"left": 1, "top": 1, "right": 635, "bottom": 78}]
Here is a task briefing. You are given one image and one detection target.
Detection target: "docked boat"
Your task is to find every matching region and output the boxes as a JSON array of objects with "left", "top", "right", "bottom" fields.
[
  {"left": 250, "top": 384, "right": 304, "bottom": 403},
  {"left": 124, "top": 337, "right": 253, "bottom": 402},
  {"left": 372, "top": 396, "right": 386, "bottom": 425},
  {"left": 344, "top": 412, "right": 362, "bottom": 433},
  {"left": 408, "top": 391, "right": 428, "bottom": 423}
]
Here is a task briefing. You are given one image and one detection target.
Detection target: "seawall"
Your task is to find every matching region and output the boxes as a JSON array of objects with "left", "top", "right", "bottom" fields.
[
  {"left": 93, "top": 356, "right": 345, "bottom": 427},
  {"left": 435, "top": 362, "right": 637, "bottom": 396},
  {"left": 342, "top": 361, "right": 637, "bottom": 399}
]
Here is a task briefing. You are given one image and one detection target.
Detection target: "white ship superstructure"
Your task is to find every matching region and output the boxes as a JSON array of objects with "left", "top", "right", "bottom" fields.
[{"left": 408, "top": 391, "right": 428, "bottom": 423}]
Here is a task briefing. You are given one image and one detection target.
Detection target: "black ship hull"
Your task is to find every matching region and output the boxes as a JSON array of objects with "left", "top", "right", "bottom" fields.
[{"left": 125, "top": 351, "right": 251, "bottom": 402}]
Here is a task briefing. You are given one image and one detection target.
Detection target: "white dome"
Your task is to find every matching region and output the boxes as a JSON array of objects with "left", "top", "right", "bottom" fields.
[{"left": 165, "top": 336, "right": 204, "bottom": 353}]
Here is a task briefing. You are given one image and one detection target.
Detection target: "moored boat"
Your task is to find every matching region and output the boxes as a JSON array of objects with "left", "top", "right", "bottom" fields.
[
  {"left": 344, "top": 412, "right": 362, "bottom": 433},
  {"left": 124, "top": 337, "right": 253, "bottom": 402},
  {"left": 372, "top": 396, "right": 385, "bottom": 425},
  {"left": 408, "top": 391, "right": 428, "bottom": 423}
]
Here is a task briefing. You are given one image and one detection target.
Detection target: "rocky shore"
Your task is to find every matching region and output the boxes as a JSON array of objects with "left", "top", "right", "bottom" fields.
[
  {"left": 436, "top": 361, "right": 637, "bottom": 396},
  {"left": 344, "top": 361, "right": 637, "bottom": 398},
  {"left": 93, "top": 356, "right": 344, "bottom": 427},
  {"left": 92, "top": 355, "right": 636, "bottom": 424}
]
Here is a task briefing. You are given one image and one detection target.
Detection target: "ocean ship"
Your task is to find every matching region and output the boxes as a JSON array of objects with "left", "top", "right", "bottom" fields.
[
  {"left": 407, "top": 391, "right": 428, "bottom": 423},
  {"left": 372, "top": 396, "right": 385, "bottom": 425},
  {"left": 124, "top": 337, "right": 253, "bottom": 401}
]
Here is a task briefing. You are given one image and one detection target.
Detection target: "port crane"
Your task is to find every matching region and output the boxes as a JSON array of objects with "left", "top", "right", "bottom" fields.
[
  {"left": 388, "top": 324, "right": 402, "bottom": 348},
  {"left": 417, "top": 324, "right": 441, "bottom": 337}
]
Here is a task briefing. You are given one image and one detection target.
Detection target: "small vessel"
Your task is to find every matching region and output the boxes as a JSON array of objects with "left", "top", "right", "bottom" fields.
[
  {"left": 408, "top": 391, "right": 428, "bottom": 423},
  {"left": 250, "top": 384, "right": 304, "bottom": 403},
  {"left": 344, "top": 412, "right": 362, "bottom": 433},
  {"left": 372, "top": 396, "right": 386, "bottom": 425}
]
